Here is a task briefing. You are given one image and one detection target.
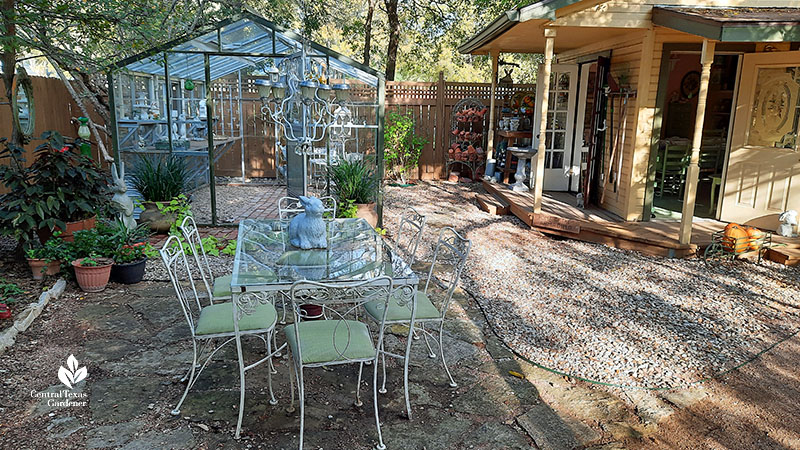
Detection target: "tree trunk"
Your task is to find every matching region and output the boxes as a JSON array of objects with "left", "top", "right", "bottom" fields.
[
  {"left": 363, "top": 0, "right": 375, "bottom": 66},
  {"left": 1, "top": 0, "right": 20, "bottom": 146},
  {"left": 384, "top": 0, "right": 399, "bottom": 81}
]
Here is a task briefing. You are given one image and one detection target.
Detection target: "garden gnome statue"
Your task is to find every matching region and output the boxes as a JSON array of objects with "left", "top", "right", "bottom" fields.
[
  {"left": 288, "top": 196, "right": 327, "bottom": 249},
  {"left": 111, "top": 161, "right": 136, "bottom": 231}
]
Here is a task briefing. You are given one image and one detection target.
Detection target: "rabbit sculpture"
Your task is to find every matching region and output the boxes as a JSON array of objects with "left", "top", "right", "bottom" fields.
[
  {"left": 110, "top": 161, "right": 136, "bottom": 231},
  {"left": 288, "top": 196, "right": 327, "bottom": 249},
  {"left": 778, "top": 210, "right": 798, "bottom": 237}
]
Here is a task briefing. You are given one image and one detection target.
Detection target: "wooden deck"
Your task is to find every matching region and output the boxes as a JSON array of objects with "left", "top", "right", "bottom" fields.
[{"left": 482, "top": 180, "right": 800, "bottom": 260}]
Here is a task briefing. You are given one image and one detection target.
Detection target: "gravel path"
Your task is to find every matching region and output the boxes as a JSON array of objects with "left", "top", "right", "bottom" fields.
[{"left": 382, "top": 181, "right": 800, "bottom": 389}]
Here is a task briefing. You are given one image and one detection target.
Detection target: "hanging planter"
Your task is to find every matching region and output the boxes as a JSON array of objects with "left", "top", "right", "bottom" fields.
[{"left": 184, "top": 80, "right": 195, "bottom": 91}]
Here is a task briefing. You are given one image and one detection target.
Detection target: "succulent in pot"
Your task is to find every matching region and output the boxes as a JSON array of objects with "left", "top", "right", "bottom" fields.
[
  {"left": 130, "top": 155, "right": 187, "bottom": 233},
  {"left": 327, "top": 158, "right": 379, "bottom": 227},
  {"left": 72, "top": 255, "right": 114, "bottom": 293}
]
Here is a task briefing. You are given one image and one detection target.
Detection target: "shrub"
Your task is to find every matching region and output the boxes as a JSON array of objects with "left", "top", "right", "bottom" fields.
[
  {"left": 0, "top": 132, "right": 110, "bottom": 248},
  {"left": 384, "top": 111, "right": 427, "bottom": 184}
]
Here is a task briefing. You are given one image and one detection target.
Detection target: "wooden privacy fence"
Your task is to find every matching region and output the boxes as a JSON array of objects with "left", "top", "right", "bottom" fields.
[
  {"left": 0, "top": 74, "right": 536, "bottom": 183},
  {"left": 386, "top": 73, "right": 536, "bottom": 180}
]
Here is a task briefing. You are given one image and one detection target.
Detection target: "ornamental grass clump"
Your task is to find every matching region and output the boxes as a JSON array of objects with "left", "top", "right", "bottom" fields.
[
  {"left": 130, "top": 155, "right": 187, "bottom": 202},
  {"left": 327, "top": 158, "right": 378, "bottom": 206}
]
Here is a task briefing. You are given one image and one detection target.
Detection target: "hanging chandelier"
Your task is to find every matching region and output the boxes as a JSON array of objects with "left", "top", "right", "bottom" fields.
[{"left": 255, "top": 44, "right": 353, "bottom": 157}]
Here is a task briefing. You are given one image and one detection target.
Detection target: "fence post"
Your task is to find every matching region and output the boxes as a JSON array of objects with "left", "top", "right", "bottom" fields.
[{"left": 435, "top": 71, "right": 446, "bottom": 179}]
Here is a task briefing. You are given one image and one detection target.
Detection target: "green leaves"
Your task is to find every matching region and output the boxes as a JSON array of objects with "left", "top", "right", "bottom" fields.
[
  {"left": 384, "top": 111, "right": 427, "bottom": 183},
  {"left": 130, "top": 155, "right": 187, "bottom": 202},
  {"left": 0, "top": 131, "right": 110, "bottom": 248},
  {"left": 327, "top": 159, "right": 378, "bottom": 205}
]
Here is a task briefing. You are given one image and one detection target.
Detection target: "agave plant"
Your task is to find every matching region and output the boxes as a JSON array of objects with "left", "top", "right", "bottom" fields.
[
  {"left": 327, "top": 159, "right": 378, "bottom": 205},
  {"left": 130, "top": 155, "right": 187, "bottom": 202}
]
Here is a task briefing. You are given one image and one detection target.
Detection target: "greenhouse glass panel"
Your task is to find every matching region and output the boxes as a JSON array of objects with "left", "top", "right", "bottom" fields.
[{"left": 109, "top": 11, "right": 384, "bottom": 226}]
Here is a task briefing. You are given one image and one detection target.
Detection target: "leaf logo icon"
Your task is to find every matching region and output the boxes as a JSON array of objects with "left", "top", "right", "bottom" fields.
[{"left": 58, "top": 354, "right": 88, "bottom": 389}]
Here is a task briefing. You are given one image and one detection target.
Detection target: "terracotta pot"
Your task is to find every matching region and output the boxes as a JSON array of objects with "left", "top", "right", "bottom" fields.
[
  {"left": 111, "top": 259, "right": 147, "bottom": 284},
  {"left": 356, "top": 203, "right": 378, "bottom": 228},
  {"left": 139, "top": 201, "right": 177, "bottom": 234},
  {"left": 72, "top": 258, "right": 114, "bottom": 293},
  {"left": 27, "top": 258, "right": 60, "bottom": 280},
  {"left": 37, "top": 216, "right": 96, "bottom": 243}
]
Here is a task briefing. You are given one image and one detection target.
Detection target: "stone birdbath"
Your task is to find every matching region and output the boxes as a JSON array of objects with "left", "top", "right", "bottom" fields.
[{"left": 508, "top": 147, "right": 538, "bottom": 192}]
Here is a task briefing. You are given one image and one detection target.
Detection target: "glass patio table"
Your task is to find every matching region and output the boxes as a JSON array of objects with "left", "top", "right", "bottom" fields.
[
  {"left": 231, "top": 218, "right": 419, "bottom": 291},
  {"left": 230, "top": 218, "right": 421, "bottom": 416}
]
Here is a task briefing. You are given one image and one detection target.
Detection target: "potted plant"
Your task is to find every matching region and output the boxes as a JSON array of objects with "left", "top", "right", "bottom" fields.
[
  {"left": 327, "top": 159, "right": 379, "bottom": 227},
  {"left": 0, "top": 279, "right": 25, "bottom": 320},
  {"left": 25, "top": 247, "right": 61, "bottom": 280},
  {"left": 72, "top": 254, "right": 114, "bottom": 293},
  {"left": 110, "top": 244, "right": 151, "bottom": 284},
  {"left": 130, "top": 155, "right": 187, "bottom": 233},
  {"left": 384, "top": 111, "right": 427, "bottom": 186},
  {"left": 108, "top": 220, "right": 154, "bottom": 284},
  {"left": 0, "top": 132, "right": 110, "bottom": 248}
]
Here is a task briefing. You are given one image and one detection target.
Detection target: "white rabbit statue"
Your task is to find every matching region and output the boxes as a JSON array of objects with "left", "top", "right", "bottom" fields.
[
  {"left": 111, "top": 161, "right": 136, "bottom": 231},
  {"left": 778, "top": 210, "right": 798, "bottom": 237},
  {"left": 288, "top": 196, "right": 327, "bottom": 249}
]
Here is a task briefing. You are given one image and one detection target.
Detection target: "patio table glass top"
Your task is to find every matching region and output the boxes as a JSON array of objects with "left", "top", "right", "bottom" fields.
[{"left": 231, "top": 218, "right": 419, "bottom": 290}]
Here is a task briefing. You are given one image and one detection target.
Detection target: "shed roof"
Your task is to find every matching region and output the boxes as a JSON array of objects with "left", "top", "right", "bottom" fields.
[
  {"left": 652, "top": 6, "right": 800, "bottom": 42},
  {"left": 457, "top": 0, "right": 581, "bottom": 55}
]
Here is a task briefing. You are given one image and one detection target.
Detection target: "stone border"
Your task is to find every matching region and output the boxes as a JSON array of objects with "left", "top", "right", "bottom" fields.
[{"left": 0, "top": 279, "right": 66, "bottom": 354}]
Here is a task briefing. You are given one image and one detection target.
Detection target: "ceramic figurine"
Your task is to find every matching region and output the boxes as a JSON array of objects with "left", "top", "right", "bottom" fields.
[
  {"left": 288, "top": 196, "right": 327, "bottom": 249},
  {"left": 778, "top": 210, "right": 798, "bottom": 237},
  {"left": 111, "top": 162, "right": 136, "bottom": 231}
]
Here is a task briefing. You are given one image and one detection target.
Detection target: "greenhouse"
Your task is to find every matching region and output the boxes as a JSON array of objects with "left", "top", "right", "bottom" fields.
[{"left": 107, "top": 11, "right": 385, "bottom": 225}]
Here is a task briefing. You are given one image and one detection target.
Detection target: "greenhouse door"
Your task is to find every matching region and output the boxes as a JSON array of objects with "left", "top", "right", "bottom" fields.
[
  {"left": 533, "top": 64, "right": 578, "bottom": 191},
  {"left": 720, "top": 51, "right": 800, "bottom": 229}
]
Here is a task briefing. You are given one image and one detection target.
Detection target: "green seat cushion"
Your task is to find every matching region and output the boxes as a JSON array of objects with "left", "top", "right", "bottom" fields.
[
  {"left": 284, "top": 320, "right": 375, "bottom": 364},
  {"left": 195, "top": 301, "right": 277, "bottom": 336},
  {"left": 212, "top": 274, "right": 233, "bottom": 298},
  {"left": 363, "top": 291, "right": 440, "bottom": 322}
]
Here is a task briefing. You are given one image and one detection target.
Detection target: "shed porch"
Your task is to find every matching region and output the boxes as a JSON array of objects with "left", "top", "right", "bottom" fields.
[{"left": 482, "top": 180, "right": 800, "bottom": 262}]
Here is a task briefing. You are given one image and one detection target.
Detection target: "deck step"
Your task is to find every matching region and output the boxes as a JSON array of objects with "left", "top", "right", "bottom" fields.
[
  {"left": 766, "top": 247, "right": 800, "bottom": 266},
  {"left": 476, "top": 193, "right": 509, "bottom": 215}
]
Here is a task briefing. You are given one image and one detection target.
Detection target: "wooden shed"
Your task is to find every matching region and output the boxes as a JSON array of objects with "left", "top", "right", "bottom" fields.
[{"left": 460, "top": 0, "right": 800, "bottom": 260}]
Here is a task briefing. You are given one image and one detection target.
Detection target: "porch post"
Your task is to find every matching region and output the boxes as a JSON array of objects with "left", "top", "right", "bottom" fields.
[
  {"left": 679, "top": 39, "right": 715, "bottom": 245},
  {"left": 533, "top": 28, "right": 556, "bottom": 214},
  {"left": 485, "top": 51, "right": 500, "bottom": 162}
]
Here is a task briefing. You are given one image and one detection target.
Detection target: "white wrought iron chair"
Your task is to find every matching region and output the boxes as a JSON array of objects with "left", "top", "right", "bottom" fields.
[
  {"left": 284, "top": 277, "right": 394, "bottom": 450},
  {"left": 362, "top": 227, "right": 471, "bottom": 419},
  {"left": 394, "top": 207, "right": 427, "bottom": 266},
  {"left": 179, "top": 215, "right": 232, "bottom": 301},
  {"left": 278, "top": 196, "right": 338, "bottom": 220},
  {"left": 160, "top": 235, "right": 281, "bottom": 438}
]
